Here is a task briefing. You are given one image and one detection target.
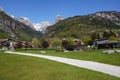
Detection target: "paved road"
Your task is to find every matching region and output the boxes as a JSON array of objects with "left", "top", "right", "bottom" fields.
[{"left": 6, "top": 51, "right": 120, "bottom": 78}]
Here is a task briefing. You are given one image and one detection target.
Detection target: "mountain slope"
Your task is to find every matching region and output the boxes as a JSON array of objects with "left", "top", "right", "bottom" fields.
[
  {"left": 45, "top": 11, "right": 120, "bottom": 38},
  {"left": 16, "top": 17, "right": 34, "bottom": 29},
  {"left": 0, "top": 11, "right": 42, "bottom": 41}
]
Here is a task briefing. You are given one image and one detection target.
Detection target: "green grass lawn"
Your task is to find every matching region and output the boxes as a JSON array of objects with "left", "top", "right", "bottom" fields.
[
  {"left": 0, "top": 52, "right": 120, "bottom": 80},
  {"left": 16, "top": 49, "right": 120, "bottom": 66}
]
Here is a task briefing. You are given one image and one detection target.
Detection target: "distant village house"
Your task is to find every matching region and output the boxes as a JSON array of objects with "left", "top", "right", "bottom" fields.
[{"left": 93, "top": 38, "right": 120, "bottom": 49}]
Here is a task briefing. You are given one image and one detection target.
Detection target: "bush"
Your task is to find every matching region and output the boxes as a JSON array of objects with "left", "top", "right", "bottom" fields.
[
  {"left": 42, "top": 40, "right": 49, "bottom": 48},
  {"left": 32, "top": 38, "right": 41, "bottom": 48},
  {"left": 51, "top": 38, "right": 62, "bottom": 48},
  {"left": 62, "top": 38, "right": 74, "bottom": 51}
]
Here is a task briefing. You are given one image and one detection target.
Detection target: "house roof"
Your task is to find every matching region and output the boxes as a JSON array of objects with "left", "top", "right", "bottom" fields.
[
  {"left": 96, "top": 40, "right": 120, "bottom": 45},
  {"left": 0, "top": 39, "right": 8, "bottom": 43},
  {"left": 0, "top": 38, "right": 16, "bottom": 43}
]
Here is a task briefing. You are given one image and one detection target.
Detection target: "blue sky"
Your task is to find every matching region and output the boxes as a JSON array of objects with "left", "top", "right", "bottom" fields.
[{"left": 0, "top": 0, "right": 120, "bottom": 23}]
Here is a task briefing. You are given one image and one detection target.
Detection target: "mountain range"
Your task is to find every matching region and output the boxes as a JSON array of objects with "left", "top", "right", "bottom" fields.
[
  {"left": 16, "top": 15, "right": 64, "bottom": 33},
  {"left": 0, "top": 8, "right": 65, "bottom": 40},
  {"left": 0, "top": 10, "right": 42, "bottom": 41},
  {"left": 45, "top": 11, "right": 120, "bottom": 38},
  {"left": 0, "top": 9, "right": 120, "bottom": 41}
]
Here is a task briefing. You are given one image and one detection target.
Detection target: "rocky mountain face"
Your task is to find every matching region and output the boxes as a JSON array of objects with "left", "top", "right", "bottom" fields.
[
  {"left": 54, "top": 15, "right": 65, "bottom": 24},
  {"left": 0, "top": 7, "right": 4, "bottom": 12},
  {"left": 0, "top": 10, "right": 42, "bottom": 41},
  {"left": 16, "top": 17, "right": 35, "bottom": 29},
  {"left": 91, "top": 11, "right": 120, "bottom": 25},
  {"left": 45, "top": 11, "right": 120, "bottom": 38}
]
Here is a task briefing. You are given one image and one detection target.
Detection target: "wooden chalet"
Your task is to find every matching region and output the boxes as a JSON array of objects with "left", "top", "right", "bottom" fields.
[
  {"left": 74, "top": 39, "right": 88, "bottom": 51},
  {"left": 0, "top": 39, "right": 11, "bottom": 48},
  {"left": 93, "top": 39, "right": 120, "bottom": 49}
]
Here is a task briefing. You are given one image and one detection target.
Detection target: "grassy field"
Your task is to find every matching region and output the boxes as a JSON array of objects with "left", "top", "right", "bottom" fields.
[
  {"left": 0, "top": 52, "right": 120, "bottom": 80},
  {"left": 16, "top": 49, "right": 120, "bottom": 66}
]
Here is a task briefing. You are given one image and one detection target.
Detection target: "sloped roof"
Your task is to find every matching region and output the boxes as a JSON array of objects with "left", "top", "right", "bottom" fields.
[
  {"left": 0, "top": 38, "right": 16, "bottom": 43},
  {"left": 0, "top": 39, "right": 8, "bottom": 43},
  {"left": 96, "top": 40, "right": 120, "bottom": 45}
]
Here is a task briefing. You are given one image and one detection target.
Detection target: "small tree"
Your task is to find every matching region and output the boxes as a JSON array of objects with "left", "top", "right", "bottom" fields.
[
  {"left": 67, "top": 37, "right": 74, "bottom": 45},
  {"left": 109, "top": 31, "right": 116, "bottom": 37},
  {"left": 91, "top": 32, "right": 99, "bottom": 40},
  {"left": 51, "top": 38, "right": 62, "bottom": 48},
  {"left": 83, "top": 35, "right": 92, "bottom": 44},
  {"left": 62, "top": 39, "right": 69, "bottom": 49},
  {"left": 32, "top": 38, "right": 41, "bottom": 48},
  {"left": 103, "top": 31, "right": 110, "bottom": 38},
  {"left": 42, "top": 40, "right": 49, "bottom": 48},
  {"left": 62, "top": 37, "right": 74, "bottom": 51}
]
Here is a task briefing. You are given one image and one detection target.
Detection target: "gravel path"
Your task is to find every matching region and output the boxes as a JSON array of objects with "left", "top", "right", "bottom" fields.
[{"left": 6, "top": 51, "right": 120, "bottom": 78}]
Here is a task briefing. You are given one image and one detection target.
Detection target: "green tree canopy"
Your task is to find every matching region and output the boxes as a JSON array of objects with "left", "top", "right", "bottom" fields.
[
  {"left": 32, "top": 38, "right": 41, "bottom": 48},
  {"left": 67, "top": 37, "right": 74, "bottom": 45},
  {"left": 83, "top": 35, "right": 92, "bottom": 44},
  {"left": 51, "top": 37, "right": 62, "bottom": 48}
]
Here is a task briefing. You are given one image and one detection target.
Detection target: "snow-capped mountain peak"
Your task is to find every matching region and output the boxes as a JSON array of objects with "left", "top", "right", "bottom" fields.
[
  {"left": 34, "top": 15, "right": 65, "bottom": 33},
  {"left": 16, "top": 17, "right": 51, "bottom": 33},
  {"left": 15, "top": 15, "right": 64, "bottom": 34},
  {"left": 34, "top": 21, "right": 51, "bottom": 34}
]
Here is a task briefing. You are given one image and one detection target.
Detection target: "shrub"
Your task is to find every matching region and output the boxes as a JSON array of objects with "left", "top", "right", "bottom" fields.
[
  {"left": 42, "top": 40, "right": 49, "bottom": 48},
  {"left": 62, "top": 37, "right": 74, "bottom": 51}
]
